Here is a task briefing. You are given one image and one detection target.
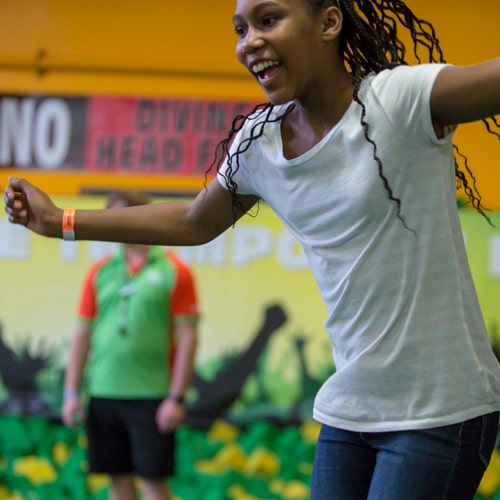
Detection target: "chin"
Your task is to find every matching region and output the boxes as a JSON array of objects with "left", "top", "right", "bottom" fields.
[
  {"left": 265, "top": 91, "right": 293, "bottom": 106},
  {"left": 257, "top": 83, "right": 287, "bottom": 104}
]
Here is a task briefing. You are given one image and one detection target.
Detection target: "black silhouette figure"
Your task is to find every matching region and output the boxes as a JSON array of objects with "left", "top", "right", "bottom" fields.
[
  {"left": 185, "top": 304, "right": 287, "bottom": 429},
  {"left": 0, "top": 322, "right": 54, "bottom": 416},
  {"left": 288, "top": 334, "right": 335, "bottom": 423}
]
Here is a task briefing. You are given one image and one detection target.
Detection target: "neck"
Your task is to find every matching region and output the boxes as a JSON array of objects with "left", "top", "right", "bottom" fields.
[
  {"left": 293, "top": 68, "right": 354, "bottom": 131},
  {"left": 124, "top": 244, "right": 150, "bottom": 264},
  {"left": 280, "top": 69, "right": 354, "bottom": 159}
]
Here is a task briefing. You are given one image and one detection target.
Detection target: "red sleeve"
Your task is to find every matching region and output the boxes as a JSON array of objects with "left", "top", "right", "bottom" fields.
[
  {"left": 76, "top": 259, "right": 106, "bottom": 321},
  {"left": 166, "top": 250, "right": 199, "bottom": 321}
]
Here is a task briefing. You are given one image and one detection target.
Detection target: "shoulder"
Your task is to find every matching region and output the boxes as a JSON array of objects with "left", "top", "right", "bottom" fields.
[
  {"left": 361, "top": 64, "right": 451, "bottom": 118},
  {"left": 86, "top": 253, "right": 114, "bottom": 276},
  {"left": 366, "top": 64, "right": 450, "bottom": 93},
  {"left": 164, "top": 248, "right": 186, "bottom": 267},
  {"left": 162, "top": 249, "right": 195, "bottom": 277}
]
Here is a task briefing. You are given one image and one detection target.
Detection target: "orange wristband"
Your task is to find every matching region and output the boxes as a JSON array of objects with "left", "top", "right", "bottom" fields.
[{"left": 62, "top": 208, "right": 76, "bottom": 241}]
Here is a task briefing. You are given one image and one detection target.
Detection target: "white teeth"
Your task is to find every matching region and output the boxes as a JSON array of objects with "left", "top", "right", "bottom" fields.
[{"left": 252, "top": 60, "right": 279, "bottom": 74}]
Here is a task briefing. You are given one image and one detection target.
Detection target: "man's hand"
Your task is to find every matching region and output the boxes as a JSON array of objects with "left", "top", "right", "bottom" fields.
[{"left": 156, "top": 397, "right": 186, "bottom": 433}]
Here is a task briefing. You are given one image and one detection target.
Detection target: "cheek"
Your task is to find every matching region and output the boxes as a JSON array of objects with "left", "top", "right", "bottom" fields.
[{"left": 236, "top": 42, "right": 246, "bottom": 66}]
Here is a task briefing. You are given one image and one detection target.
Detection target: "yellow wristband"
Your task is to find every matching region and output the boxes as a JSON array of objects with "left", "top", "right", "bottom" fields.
[{"left": 62, "top": 208, "right": 76, "bottom": 241}]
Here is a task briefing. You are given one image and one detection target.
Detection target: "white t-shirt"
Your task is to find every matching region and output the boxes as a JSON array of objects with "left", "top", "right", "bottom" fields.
[{"left": 218, "top": 64, "right": 500, "bottom": 431}]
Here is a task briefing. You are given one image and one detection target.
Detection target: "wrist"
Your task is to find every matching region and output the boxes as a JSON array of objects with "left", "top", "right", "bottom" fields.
[
  {"left": 63, "top": 390, "right": 79, "bottom": 401},
  {"left": 49, "top": 208, "right": 66, "bottom": 239},
  {"left": 167, "top": 393, "right": 185, "bottom": 404}
]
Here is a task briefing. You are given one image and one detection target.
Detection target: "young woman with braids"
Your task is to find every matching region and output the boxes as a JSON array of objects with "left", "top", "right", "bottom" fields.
[{"left": 5, "top": 0, "right": 500, "bottom": 497}]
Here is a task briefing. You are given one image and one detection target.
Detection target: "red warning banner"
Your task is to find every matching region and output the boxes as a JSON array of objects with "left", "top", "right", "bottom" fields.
[{"left": 0, "top": 94, "right": 260, "bottom": 175}]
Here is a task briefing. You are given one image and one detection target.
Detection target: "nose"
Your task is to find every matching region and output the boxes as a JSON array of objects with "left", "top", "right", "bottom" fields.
[{"left": 241, "top": 26, "right": 265, "bottom": 54}]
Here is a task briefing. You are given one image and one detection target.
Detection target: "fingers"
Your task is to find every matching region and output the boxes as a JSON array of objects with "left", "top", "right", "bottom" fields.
[
  {"left": 62, "top": 401, "right": 85, "bottom": 429},
  {"left": 4, "top": 177, "right": 29, "bottom": 225},
  {"left": 73, "top": 407, "right": 86, "bottom": 427},
  {"left": 4, "top": 197, "right": 29, "bottom": 225},
  {"left": 8, "top": 176, "right": 31, "bottom": 193},
  {"left": 4, "top": 176, "right": 25, "bottom": 202},
  {"left": 4, "top": 176, "right": 29, "bottom": 198},
  {"left": 4, "top": 182, "right": 15, "bottom": 207},
  {"left": 156, "top": 400, "right": 185, "bottom": 433}
]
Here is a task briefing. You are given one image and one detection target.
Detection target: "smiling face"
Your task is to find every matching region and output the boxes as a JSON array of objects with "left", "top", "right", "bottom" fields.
[{"left": 233, "top": 0, "right": 340, "bottom": 105}]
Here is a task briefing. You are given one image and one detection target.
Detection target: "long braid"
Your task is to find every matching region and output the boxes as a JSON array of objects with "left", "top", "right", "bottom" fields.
[
  {"left": 205, "top": 103, "right": 267, "bottom": 219},
  {"left": 339, "top": 0, "right": 499, "bottom": 224},
  {"left": 210, "top": 0, "right": 499, "bottom": 224},
  {"left": 207, "top": 102, "right": 294, "bottom": 222},
  {"left": 338, "top": 0, "right": 445, "bottom": 229}
]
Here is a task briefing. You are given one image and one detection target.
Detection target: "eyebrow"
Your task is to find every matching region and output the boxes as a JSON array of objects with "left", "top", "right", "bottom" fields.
[{"left": 233, "top": 1, "right": 279, "bottom": 24}]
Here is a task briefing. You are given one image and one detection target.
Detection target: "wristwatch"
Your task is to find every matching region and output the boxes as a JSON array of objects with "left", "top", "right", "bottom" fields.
[{"left": 167, "top": 393, "right": 185, "bottom": 404}]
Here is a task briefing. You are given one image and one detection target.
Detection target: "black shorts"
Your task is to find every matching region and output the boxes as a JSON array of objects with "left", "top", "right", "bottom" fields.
[{"left": 86, "top": 397, "right": 175, "bottom": 479}]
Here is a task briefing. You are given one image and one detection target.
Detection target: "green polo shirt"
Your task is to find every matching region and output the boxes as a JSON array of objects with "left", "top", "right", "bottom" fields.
[{"left": 78, "top": 247, "right": 197, "bottom": 398}]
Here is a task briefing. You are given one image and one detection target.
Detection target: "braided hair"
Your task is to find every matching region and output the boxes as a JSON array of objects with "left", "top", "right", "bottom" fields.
[{"left": 210, "top": 0, "right": 499, "bottom": 224}]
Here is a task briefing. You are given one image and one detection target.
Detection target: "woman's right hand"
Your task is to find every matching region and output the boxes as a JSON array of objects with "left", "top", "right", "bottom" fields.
[{"left": 4, "top": 176, "right": 62, "bottom": 237}]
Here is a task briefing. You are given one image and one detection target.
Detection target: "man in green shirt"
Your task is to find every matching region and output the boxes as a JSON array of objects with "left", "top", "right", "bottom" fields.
[{"left": 62, "top": 190, "right": 199, "bottom": 500}]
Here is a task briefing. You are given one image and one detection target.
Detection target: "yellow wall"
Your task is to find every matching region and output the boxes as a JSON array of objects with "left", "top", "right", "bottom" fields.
[
  {"left": 0, "top": 1, "right": 257, "bottom": 97},
  {"left": 0, "top": 0, "right": 499, "bottom": 205}
]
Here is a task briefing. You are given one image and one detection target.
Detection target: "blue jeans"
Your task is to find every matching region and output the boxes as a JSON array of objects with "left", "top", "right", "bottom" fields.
[{"left": 311, "top": 412, "right": 499, "bottom": 500}]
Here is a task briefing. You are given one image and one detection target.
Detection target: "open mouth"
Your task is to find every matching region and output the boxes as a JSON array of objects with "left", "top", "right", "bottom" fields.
[{"left": 251, "top": 60, "right": 281, "bottom": 81}]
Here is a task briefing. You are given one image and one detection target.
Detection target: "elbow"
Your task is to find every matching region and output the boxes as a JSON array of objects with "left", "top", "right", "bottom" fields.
[
  {"left": 186, "top": 224, "right": 226, "bottom": 246},
  {"left": 183, "top": 208, "right": 231, "bottom": 246}
]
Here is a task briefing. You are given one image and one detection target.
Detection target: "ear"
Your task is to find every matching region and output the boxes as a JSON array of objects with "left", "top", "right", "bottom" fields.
[{"left": 321, "top": 6, "right": 343, "bottom": 41}]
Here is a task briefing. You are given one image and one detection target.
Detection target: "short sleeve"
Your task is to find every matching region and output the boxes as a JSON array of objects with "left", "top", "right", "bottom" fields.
[
  {"left": 368, "top": 63, "right": 451, "bottom": 145},
  {"left": 167, "top": 251, "right": 199, "bottom": 322},
  {"left": 76, "top": 262, "right": 100, "bottom": 321}
]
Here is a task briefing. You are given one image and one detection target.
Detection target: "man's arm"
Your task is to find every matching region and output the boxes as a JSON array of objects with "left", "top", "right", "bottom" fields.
[
  {"left": 62, "top": 322, "right": 91, "bottom": 428},
  {"left": 156, "top": 322, "right": 198, "bottom": 433}
]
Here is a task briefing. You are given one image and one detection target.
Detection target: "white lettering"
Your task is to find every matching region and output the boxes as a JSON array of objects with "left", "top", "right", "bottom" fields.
[
  {"left": 0, "top": 97, "right": 71, "bottom": 168},
  {"left": 34, "top": 99, "right": 71, "bottom": 168},
  {"left": 0, "top": 221, "right": 30, "bottom": 259},
  {"left": 177, "top": 226, "right": 307, "bottom": 270},
  {"left": 60, "top": 240, "right": 79, "bottom": 262},
  {"left": 0, "top": 221, "right": 307, "bottom": 270},
  {"left": 88, "top": 241, "right": 119, "bottom": 261},
  {"left": 232, "top": 226, "right": 272, "bottom": 267},
  {"left": 177, "top": 234, "right": 228, "bottom": 267},
  {"left": 0, "top": 98, "right": 35, "bottom": 165}
]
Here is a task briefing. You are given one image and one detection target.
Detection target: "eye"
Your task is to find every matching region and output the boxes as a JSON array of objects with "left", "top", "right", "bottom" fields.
[
  {"left": 261, "top": 15, "right": 278, "bottom": 27},
  {"left": 234, "top": 24, "right": 248, "bottom": 37}
]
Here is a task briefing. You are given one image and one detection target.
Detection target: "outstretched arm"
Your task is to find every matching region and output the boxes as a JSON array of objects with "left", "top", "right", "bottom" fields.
[
  {"left": 4, "top": 177, "right": 259, "bottom": 246},
  {"left": 431, "top": 58, "right": 500, "bottom": 130}
]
